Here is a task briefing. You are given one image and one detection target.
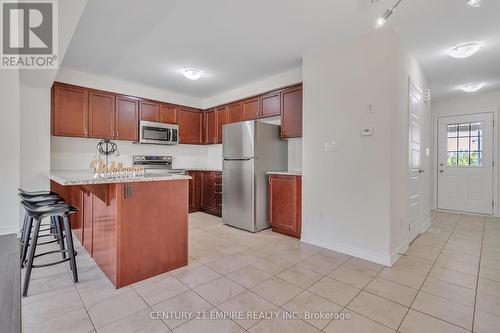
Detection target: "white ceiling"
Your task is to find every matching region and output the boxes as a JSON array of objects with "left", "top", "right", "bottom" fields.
[{"left": 62, "top": 0, "right": 500, "bottom": 100}]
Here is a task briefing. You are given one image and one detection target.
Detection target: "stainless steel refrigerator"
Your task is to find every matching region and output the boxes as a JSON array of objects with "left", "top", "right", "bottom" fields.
[{"left": 222, "top": 120, "right": 288, "bottom": 232}]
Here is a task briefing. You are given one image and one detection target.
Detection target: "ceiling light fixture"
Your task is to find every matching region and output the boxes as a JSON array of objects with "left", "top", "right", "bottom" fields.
[
  {"left": 181, "top": 68, "right": 203, "bottom": 80},
  {"left": 461, "top": 82, "right": 485, "bottom": 92},
  {"left": 447, "top": 42, "right": 484, "bottom": 58},
  {"left": 466, "top": 0, "right": 481, "bottom": 8},
  {"left": 375, "top": 0, "right": 404, "bottom": 28}
]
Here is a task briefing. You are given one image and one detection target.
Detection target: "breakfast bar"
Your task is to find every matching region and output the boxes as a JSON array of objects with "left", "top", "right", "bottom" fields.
[{"left": 49, "top": 171, "right": 191, "bottom": 288}]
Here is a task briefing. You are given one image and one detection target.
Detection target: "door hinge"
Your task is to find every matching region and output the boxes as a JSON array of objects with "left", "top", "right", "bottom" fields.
[{"left": 493, "top": 200, "right": 495, "bottom": 208}]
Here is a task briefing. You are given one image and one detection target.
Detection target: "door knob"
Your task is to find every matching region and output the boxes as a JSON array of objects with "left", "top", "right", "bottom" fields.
[
  {"left": 439, "top": 170, "right": 444, "bottom": 173},
  {"left": 418, "top": 169, "right": 424, "bottom": 173}
]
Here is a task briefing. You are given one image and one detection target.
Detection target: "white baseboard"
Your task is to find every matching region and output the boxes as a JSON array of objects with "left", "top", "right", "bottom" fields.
[
  {"left": 421, "top": 218, "right": 432, "bottom": 233},
  {"left": 0, "top": 225, "right": 19, "bottom": 236},
  {"left": 301, "top": 235, "right": 392, "bottom": 267},
  {"left": 390, "top": 240, "right": 409, "bottom": 267}
]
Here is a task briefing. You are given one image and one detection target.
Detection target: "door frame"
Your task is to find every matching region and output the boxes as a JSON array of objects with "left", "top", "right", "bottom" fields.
[{"left": 433, "top": 109, "right": 498, "bottom": 216}]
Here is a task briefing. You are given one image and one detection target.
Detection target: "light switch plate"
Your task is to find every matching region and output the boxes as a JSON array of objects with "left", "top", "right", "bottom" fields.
[{"left": 361, "top": 128, "right": 374, "bottom": 136}]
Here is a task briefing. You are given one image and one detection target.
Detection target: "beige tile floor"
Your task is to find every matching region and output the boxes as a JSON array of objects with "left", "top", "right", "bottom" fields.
[{"left": 21, "top": 211, "right": 500, "bottom": 332}]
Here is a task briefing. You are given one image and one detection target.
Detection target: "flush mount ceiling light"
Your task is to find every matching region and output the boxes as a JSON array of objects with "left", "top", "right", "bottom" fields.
[
  {"left": 447, "top": 42, "right": 485, "bottom": 58},
  {"left": 461, "top": 82, "right": 485, "bottom": 92},
  {"left": 375, "top": 0, "right": 404, "bottom": 28},
  {"left": 466, "top": 0, "right": 481, "bottom": 8},
  {"left": 181, "top": 68, "right": 203, "bottom": 80}
]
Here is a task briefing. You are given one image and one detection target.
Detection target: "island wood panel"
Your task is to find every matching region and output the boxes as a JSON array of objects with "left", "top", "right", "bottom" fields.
[
  {"left": 117, "top": 181, "right": 188, "bottom": 287},
  {"left": 90, "top": 184, "right": 119, "bottom": 286},
  {"left": 115, "top": 96, "right": 139, "bottom": 141},
  {"left": 82, "top": 190, "right": 93, "bottom": 255},
  {"left": 88, "top": 91, "right": 115, "bottom": 139}
]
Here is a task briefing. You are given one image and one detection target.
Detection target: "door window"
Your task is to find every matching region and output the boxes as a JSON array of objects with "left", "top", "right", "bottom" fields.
[{"left": 447, "top": 122, "right": 483, "bottom": 167}]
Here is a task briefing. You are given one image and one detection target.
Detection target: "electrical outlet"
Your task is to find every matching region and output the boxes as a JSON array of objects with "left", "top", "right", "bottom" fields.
[{"left": 124, "top": 185, "right": 133, "bottom": 198}]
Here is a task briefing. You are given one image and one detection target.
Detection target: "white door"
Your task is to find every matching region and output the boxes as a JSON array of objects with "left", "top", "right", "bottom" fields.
[
  {"left": 437, "top": 113, "right": 494, "bottom": 215},
  {"left": 408, "top": 81, "right": 424, "bottom": 242}
]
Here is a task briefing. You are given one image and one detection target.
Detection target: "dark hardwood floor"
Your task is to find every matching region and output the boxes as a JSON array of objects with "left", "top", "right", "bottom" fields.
[{"left": 0, "top": 234, "right": 20, "bottom": 333}]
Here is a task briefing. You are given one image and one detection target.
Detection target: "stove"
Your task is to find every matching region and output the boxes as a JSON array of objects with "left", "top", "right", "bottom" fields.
[{"left": 132, "top": 155, "right": 186, "bottom": 175}]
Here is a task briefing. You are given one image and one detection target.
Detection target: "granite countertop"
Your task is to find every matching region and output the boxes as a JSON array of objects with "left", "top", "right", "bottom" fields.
[
  {"left": 50, "top": 170, "right": 191, "bottom": 186},
  {"left": 266, "top": 171, "right": 302, "bottom": 176},
  {"left": 185, "top": 168, "right": 222, "bottom": 172}
]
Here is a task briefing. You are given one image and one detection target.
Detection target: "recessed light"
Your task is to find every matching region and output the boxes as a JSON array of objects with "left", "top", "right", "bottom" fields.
[
  {"left": 447, "top": 42, "right": 484, "bottom": 58},
  {"left": 181, "top": 68, "right": 203, "bottom": 80},
  {"left": 461, "top": 82, "right": 485, "bottom": 92},
  {"left": 466, "top": 0, "right": 481, "bottom": 8}
]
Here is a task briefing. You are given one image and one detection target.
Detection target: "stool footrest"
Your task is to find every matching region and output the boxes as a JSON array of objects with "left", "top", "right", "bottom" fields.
[{"left": 22, "top": 249, "right": 77, "bottom": 269}]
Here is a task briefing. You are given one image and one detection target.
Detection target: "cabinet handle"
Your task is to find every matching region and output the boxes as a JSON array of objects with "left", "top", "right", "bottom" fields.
[
  {"left": 84, "top": 129, "right": 88, "bottom": 136},
  {"left": 116, "top": 130, "right": 119, "bottom": 138}
]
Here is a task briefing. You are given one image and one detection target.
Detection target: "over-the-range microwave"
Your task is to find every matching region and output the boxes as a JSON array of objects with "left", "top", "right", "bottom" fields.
[{"left": 138, "top": 120, "right": 179, "bottom": 145}]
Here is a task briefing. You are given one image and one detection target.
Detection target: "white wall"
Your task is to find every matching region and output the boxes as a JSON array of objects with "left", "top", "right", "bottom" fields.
[
  {"left": 301, "top": 28, "right": 431, "bottom": 266},
  {"left": 433, "top": 90, "right": 500, "bottom": 216},
  {"left": 0, "top": 71, "right": 20, "bottom": 235},
  {"left": 51, "top": 137, "right": 219, "bottom": 171}
]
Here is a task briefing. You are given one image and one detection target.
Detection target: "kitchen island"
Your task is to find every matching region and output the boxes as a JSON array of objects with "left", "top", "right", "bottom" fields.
[{"left": 50, "top": 171, "right": 190, "bottom": 288}]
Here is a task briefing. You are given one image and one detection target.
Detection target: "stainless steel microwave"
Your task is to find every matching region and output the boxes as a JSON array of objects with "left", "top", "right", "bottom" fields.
[{"left": 139, "top": 121, "right": 179, "bottom": 145}]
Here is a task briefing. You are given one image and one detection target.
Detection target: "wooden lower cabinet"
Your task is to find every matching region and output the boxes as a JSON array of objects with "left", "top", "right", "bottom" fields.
[
  {"left": 188, "top": 170, "right": 222, "bottom": 217},
  {"left": 268, "top": 175, "right": 302, "bottom": 238}
]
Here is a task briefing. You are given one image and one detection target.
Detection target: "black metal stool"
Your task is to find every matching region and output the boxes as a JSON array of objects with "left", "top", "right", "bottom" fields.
[
  {"left": 21, "top": 201, "right": 79, "bottom": 297},
  {"left": 19, "top": 192, "right": 65, "bottom": 267}
]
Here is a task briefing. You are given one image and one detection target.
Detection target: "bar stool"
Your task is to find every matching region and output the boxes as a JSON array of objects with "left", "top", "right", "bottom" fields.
[
  {"left": 21, "top": 201, "right": 79, "bottom": 297},
  {"left": 19, "top": 192, "right": 65, "bottom": 267}
]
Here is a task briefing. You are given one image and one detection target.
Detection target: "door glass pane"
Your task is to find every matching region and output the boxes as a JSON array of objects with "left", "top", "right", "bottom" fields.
[
  {"left": 446, "top": 121, "right": 483, "bottom": 167},
  {"left": 447, "top": 124, "right": 458, "bottom": 137},
  {"left": 447, "top": 152, "right": 458, "bottom": 166}
]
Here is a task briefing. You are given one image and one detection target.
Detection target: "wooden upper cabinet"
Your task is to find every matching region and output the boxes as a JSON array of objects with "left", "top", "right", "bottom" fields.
[
  {"left": 205, "top": 109, "right": 216, "bottom": 144},
  {"left": 89, "top": 91, "right": 115, "bottom": 139},
  {"left": 261, "top": 90, "right": 281, "bottom": 118},
  {"left": 215, "top": 106, "right": 227, "bottom": 144},
  {"left": 159, "top": 103, "right": 177, "bottom": 124},
  {"left": 115, "top": 96, "right": 139, "bottom": 141},
  {"left": 281, "top": 85, "right": 303, "bottom": 138},
  {"left": 178, "top": 107, "right": 202, "bottom": 144},
  {"left": 227, "top": 101, "right": 243, "bottom": 124},
  {"left": 268, "top": 175, "right": 302, "bottom": 238},
  {"left": 139, "top": 100, "right": 160, "bottom": 122},
  {"left": 52, "top": 84, "right": 89, "bottom": 137},
  {"left": 242, "top": 97, "right": 260, "bottom": 121}
]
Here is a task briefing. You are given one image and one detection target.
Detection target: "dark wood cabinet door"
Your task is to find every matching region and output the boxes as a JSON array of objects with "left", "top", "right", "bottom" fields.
[
  {"left": 200, "top": 172, "right": 214, "bottom": 210},
  {"left": 89, "top": 91, "right": 115, "bottom": 139},
  {"left": 215, "top": 106, "right": 227, "bottom": 144},
  {"left": 242, "top": 97, "right": 260, "bottom": 121},
  {"left": 281, "top": 85, "right": 303, "bottom": 138},
  {"left": 159, "top": 103, "right": 178, "bottom": 124},
  {"left": 187, "top": 171, "right": 201, "bottom": 212},
  {"left": 212, "top": 172, "right": 222, "bottom": 215},
  {"left": 227, "top": 102, "right": 242, "bottom": 124},
  {"left": 178, "top": 107, "right": 202, "bottom": 144},
  {"left": 204, "top": 109, "right": 216, "bottom": 144},
  {"left": 261, "top": 90, "right": 281, "bottom": 118},
  {"left": 52, "top": 84, "right": 89, "bottom": 137},
  {"left": 268, "top": 175, "right": 302, "bottom": 238},
  {"left": 139, "top": 100, "right": 160, "bottom": 122},
  {"left": 70, "top": 186, "right": 85, "bottom": 243},
  {"left": 115, "top": 96, "right": 139, "bottom": 141}
]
